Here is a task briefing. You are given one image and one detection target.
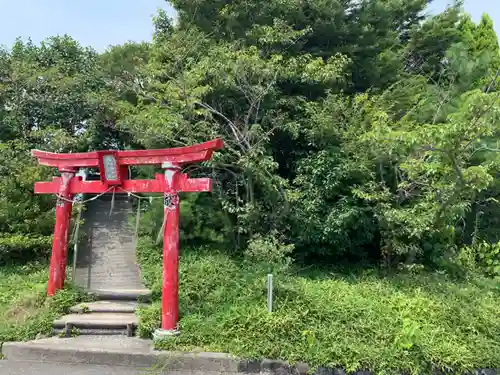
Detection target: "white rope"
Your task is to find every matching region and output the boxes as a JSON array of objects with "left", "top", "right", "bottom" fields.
[
  {"left": 156, "top": 212, "right": 167, "bottom": 245},
  {"left": 55, "top": 186, "right": 164, "bottom": 205},
  {"left": 116, "top": 187, "right": 163, "bottom": 200},
  {"left": 56, "top": 187, "right": 115, "bottom": 205}
]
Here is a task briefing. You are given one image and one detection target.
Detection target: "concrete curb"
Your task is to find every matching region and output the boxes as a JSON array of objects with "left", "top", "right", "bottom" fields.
[
  {"left": 0, "top": 341, "right": 381, "bottom": 375},
  {"left": 2, "top": 340, "right": 498, "bottom": 375},
  {"left": 237, "top": 359, "right": 500, "bottom": 375},
  {"left": 238, "top": 358, "right": 308, "bottom": 374},
  {"left": 1, "top": 341, "right": 240, "bottom": 372}
]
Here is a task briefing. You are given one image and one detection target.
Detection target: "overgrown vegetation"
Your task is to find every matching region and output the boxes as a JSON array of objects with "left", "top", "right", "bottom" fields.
[
  {"left": 136, "top": 239, "right": 500, "bottom": 374},
  {"left": 0, "top": 0, "right": 499, "bottom": 268},
  {"left": 0, "top": 263, "right": 86, "bottom": 344},
  {"left": 1, "top": 0, "right": 500, "bottom": 372}
]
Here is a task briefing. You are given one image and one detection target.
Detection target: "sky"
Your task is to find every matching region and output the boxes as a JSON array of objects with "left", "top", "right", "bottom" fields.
[
  {"left": 0, "top": 0, "right": 174, "bottom": 52},
  {"left": 0, "top": 0, "right": 498, "bottom": 53}
]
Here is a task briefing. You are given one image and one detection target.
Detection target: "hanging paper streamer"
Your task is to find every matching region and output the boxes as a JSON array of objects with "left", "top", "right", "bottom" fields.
[{"left": 109, "top": 188, "right": 115, "bottom": 217}]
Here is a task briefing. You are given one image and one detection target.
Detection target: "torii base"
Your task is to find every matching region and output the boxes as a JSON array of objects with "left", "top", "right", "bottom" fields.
[{"left": 153, "top": 328, "right": 180, "bottom": 340}]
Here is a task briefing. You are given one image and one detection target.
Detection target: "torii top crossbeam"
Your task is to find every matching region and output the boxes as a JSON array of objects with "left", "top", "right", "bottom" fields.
[
  {"left": 32, "top": 139, "right": 224, "bottom": 169},
  {"left": 32, "top": 139, "right": 224, "bottom": 194}
]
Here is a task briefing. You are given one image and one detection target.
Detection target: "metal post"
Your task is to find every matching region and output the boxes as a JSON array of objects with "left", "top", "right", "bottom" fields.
[
  {"left": 154, "top": 162, "right": 181, "bottom": 339},
  {"left": 267, "top": 273, "right": 273, "bottom": 312},
  {"left": 71, "top": 206, "right": 82, "bottom": 283},
  {"left": 71, "top": 168, "right": 86, "bottom": 283},
  {"left": 47, "top": 170, "right": 75, "bottom": 296}
]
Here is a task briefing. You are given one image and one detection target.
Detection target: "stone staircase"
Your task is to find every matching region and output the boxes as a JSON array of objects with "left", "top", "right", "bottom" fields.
[{"left": 55, "top": 194, "right": 151, "bottom": 337}]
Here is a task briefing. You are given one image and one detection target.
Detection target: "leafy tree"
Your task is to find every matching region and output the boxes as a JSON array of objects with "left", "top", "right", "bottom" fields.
[
  {"left": 458, "top": 13, "right": 500, "bottom": 89},
  {"left": 0, "top": 36, "right": 104, "bottom": 151},
  {"left": 0, "top": 36, "right": 111, "bottom": 262},
  {"left": 472, "top": 14, "right": 499, "bottom": 68},
  {"left": 116, "top": 18, "right": 349, "bottom": 246},
  {"left": 109, "top": 1, "right": 500, "bottom": 267},
  {"left": 2, "top": 0, "right": 500, "bottom": 271}
]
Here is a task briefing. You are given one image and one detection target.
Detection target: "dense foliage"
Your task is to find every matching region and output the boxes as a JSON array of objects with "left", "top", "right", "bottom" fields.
[
  {"left": 136, "top": 242, "right": 500, "bottom": 374},
  {"left": 0, "top": 263, "right": 87, "bottom": 344},
  {"left": 0, "top": 0, "right": 499, "bottom": 272}
]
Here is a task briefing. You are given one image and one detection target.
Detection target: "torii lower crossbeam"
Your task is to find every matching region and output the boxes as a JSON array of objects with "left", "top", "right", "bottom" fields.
[{"left": 35, "top": 174, "right": 212, "bottom": 195}]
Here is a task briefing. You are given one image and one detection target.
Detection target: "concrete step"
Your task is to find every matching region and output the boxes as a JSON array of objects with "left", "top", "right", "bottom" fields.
[
  {"left": 89, "top": 288, "right": 152, "bottom": 302},
  {"left": 52, "top": 327, "right": 131, "bottom": 336},
  {"left": 1, "top": 336, "right": 158, "bottom": 368},
  {"left": 54, "top": 312, "right": 139, "bottom": 327},
  {"left": 53, "top": 312, "right": 139, "bottom": 335},
  {"left": 1, "top": 336, "right": 240, "bottom": 371},
  {"left": 70, "top": 300, "right": 140, "bottom": 314}
]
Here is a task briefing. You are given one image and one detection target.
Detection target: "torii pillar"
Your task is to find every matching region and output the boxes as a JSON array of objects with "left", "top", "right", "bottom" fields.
[{"left": 32, "top": 139, "right": 224, "bottom": 336}]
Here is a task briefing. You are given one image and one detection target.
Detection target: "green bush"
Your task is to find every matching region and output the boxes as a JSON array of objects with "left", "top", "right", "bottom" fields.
[
  {"left": 137, "top": 246, "right": 500, "bottom": 375},
  {"left": 452, "top": 241, "right": 500, "bottom": 278},
  {"left": 133, "top": 193, "right": 230, "bottom": 247},
  {"left": 136, "top": 302, "right": 161, "bottom": 339},
  {"left": 0, "top": 235, "right": 52, "bottom": 265},
  {"left": 244, "top": 231, "right": 294, "bottom": 272},
  {"left": 0, "top": 263, "right": 88, "bottom": 343},
  {"left": 473, "top": 241, "right": 500, "bottom": 277}
]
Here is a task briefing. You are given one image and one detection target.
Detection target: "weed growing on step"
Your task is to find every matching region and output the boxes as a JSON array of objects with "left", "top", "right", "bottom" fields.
[
  {"left": 136, "top": 302, "right": 161, "bottom": 339},
  {"left": 0, "top": 262, "right": 89, "bottom": 343}
]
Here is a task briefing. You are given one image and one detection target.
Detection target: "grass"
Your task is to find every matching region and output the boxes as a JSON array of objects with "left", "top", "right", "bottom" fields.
[
  {"left": 0, "top": 262, "right": 87, "bottom": 345},
  {"left": 136, "top": 238, "right": 500, "bottom": 375}
]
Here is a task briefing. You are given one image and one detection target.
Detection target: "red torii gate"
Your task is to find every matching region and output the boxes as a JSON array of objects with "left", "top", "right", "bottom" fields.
[{"left": 32, "top": 139, "right": 224, "bottom": 336}]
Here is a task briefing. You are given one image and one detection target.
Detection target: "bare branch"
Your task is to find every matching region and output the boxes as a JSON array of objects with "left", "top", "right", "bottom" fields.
[
  {"left": 196, "top": 101, "right": 251, "bottom": 150},
  {"left": 242, "top": 71, "right": 278, "bottom": 130},
  {"left": 421, "top": 145, "right": 446, "bottom": 152},
  {"left": 447, "top": 151, "right": 466, "bottom": 186},
  {"left": 432, "top": 73, "right": 456, "bottom": 125},
  {"left": 485, "top": 67, "right": 500, "bottom": 94}
]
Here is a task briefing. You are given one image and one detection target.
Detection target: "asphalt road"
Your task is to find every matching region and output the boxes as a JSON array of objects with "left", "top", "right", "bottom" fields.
[{"left": 0, "top": 360, "right": 227, "bottom": 375}]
